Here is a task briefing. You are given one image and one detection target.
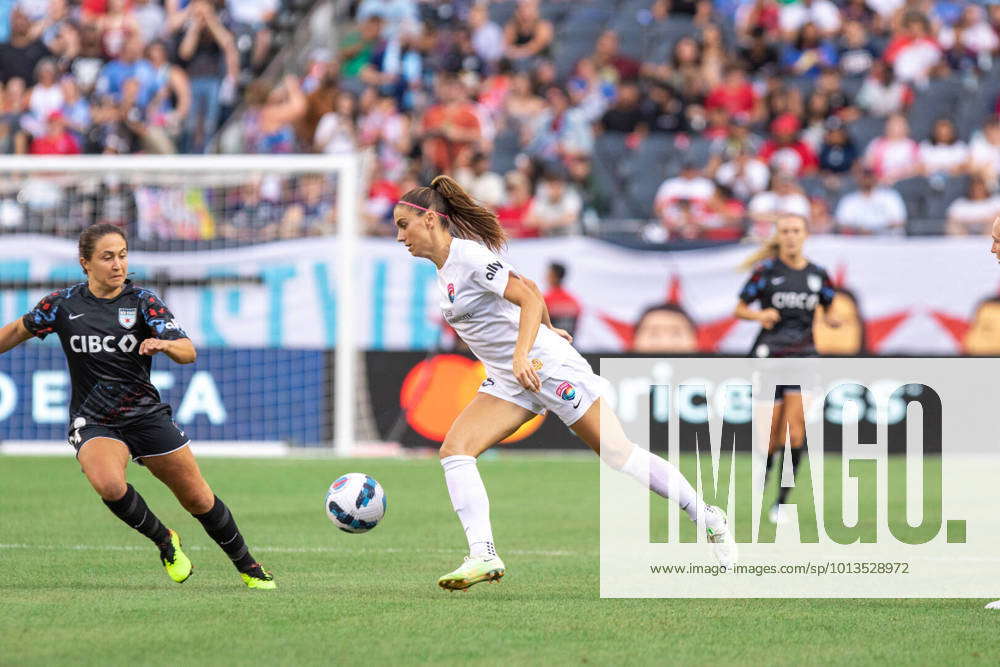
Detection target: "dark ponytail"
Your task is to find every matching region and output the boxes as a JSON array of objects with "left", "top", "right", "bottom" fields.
[
  {"left": 79, "top": 223, "right": 127, "bottom": 275},
  {"left": 398, "top": 175, "right": 508, "bottom": 252}
]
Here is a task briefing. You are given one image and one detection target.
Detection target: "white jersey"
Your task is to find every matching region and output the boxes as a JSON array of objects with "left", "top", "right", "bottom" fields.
[{"left": 437, "top": 238, "right": 574, "bottom": 380}]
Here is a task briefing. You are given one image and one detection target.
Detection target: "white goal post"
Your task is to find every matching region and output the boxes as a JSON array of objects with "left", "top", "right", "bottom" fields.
[{"left": 0, "top": 154, "right": 361, "bottom": 456}]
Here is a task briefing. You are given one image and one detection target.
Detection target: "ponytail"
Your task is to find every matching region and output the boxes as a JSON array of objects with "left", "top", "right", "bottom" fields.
[
  {"left": 398, "top": 175, "right": 508, "bottom": 252},
  {"left": 740, "top": 236, "right": 780, "bottom": 271}
]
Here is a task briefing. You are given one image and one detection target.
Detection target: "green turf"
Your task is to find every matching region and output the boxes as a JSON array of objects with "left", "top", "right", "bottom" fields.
[{"left": 0, "top": 455, "right": 997, "bottom": 666}]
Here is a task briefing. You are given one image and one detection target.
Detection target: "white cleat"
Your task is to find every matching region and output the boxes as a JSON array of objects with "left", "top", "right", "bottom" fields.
[
  {"left": 768, "top": 504, "right": 790, "bottom": 525},
  {"left": 986, "top": 600, "right": 1000, "bottom": 610},
  {"left": 704, "top": 505, "right": 738, "bottom": 569}
]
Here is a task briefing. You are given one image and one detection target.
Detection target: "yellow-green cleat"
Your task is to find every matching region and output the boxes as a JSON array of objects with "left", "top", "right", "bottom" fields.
[
  {"left": 158, "top": 529, "right": 193, "bottom": 583},
  {"left": 437, "top": 555, "right": 505, "bottom": 591},
  {"left": 240, "top": 563, "right": 276, "bottom": 590}
]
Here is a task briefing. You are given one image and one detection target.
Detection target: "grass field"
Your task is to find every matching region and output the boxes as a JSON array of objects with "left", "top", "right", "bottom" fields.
[{"left": 1, "top": 454, "right": 998, "bottom": 666}]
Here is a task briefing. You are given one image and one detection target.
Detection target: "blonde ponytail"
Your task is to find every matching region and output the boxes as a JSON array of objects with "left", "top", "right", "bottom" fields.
[
  {"left": 740, "top": 236, "right": 780, "bottom": 271},
  {"left": 428, "top": 175, "right": 508, "bottom": 252}
]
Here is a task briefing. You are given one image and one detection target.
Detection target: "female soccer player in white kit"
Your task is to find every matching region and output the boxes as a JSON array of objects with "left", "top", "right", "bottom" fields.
[
  {"left": 394, "top": 176, "right": 737, "bottom": 590},
  {"left": 989, "top": 216, "right": 1000, "bottom": 611}
]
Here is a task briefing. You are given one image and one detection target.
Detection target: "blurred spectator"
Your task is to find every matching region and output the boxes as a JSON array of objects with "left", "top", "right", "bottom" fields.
[
  {"left": 970, "top": 116, "right": 1000, "bottom": 186},
  {"left": 340, "top": 15, "right": 385, "bottom": 80},
  {"left": 819, "top": 119, "right": 859, "bottom": 174},
  {"left": 593, "top": 29, "right": 640, "bottom": 84},
  {"left": 59, "top": 75, "right": 90, "bottom": 142},
  {"left": 565, "top": 153, "right": 611, "bottom": 219},
  {"left": 705, "top": 65, "right": 759, "bottom": 121},
  {"left": 631, "top": 303, "right": 699, "bottom": 353},
  {"left": 497, "top": 170, "right": 536, "bottom": 238},
  {"left": 220, "top": 179, "right": 282, "bottom": 241},
  {"left": 243, "top": 74, "right": 306, "bottom": 154},
  {"left": 715, "top": 148, "right": 770, "bottom": 200},
  {"left": 780, "top": 0, "right": 842, "bottom": 40},
  {"left": 526, "top": 85, "right": 592, "bottom": 159},
  {"left": 0, "top": 77, "right": 27, "bottom": 153},
  {"left": 814, "top": 287, "right": 867, "bottom": 355},
  {"left": 782, "top": 22, "right": 839, "bottom": 77},
  {"left": 837, "top": 20, "right": 878, "bottom": 77},
  {"left": 358, "top": 93, "right": 410, "bottom": 181},
  {"left": 504, "top": 70, "right": 545, "bottom": 134},
  {"left": 863, "top": 112, "right": 918, "bottom": 183},
  {"left": 598, "top": 82, "right": 644, "bottom": 134},
  {"left": 145, "top": 40, "right": 191, "bottom": 152},
  {"left": 95, "top": 33, "right": 156, "bottom": 106},
  {"left": 132, "top": 0, "right": 166, "bottom": 46},
  {"left": 698, "top": 24, "right": 727, "bottom": 91},
  {"left": 919, "top": 117, "right": 968, "bottom": 177},
  {"left": 707, "top": 115, "right": 763, "bottom": 166},
  {"left": 964, "top": 297, "right": 1000, "bottom": 355},
  {"left": 357, "top": 0, "right": 420, "bottom": 43},
  {"left": 758, "top": 113, "right": 819, "bottom": 176},
  {"left": 0, "top": 9, "right": 51, "bottom": 85},
  {"left": 702, "top": 184, "right": 746, "bottom": 240},
  {"left": 736, "top": 0, "right": 781, "bottom": 44},
  {"left": 455, "top": 151, "right": 504, "bottom": 209},
  {"left": 98, "top": 0, "right": 141, "bottom": 60},
  {"left": 177, "top": 0, "right": 239, "bottom": 153},
  {"left": 27, "top": 58, "right": 63, "bottom": 133},
  {"left": 525, "top": 165, "right": 581, "bottom": 236},
  {"left": 29, "top": 109, "right": 79, "bottom": 154},
  {"left": 314, "top": 90, "right": 357, "bottom": 154},
  {"left": 543, "top": 262, "right": 581, "bottom": 338},
  {"left": 467, "top": 2, "right": 503, "bottom": 69},
  {"left": 278, "top": 174, "right": 336, "bottom": 238},
  {"left": 883, "top": 11, "right": 942, "bottom": 85},
  {"left": 834, "top": 167, "right": 906, "bottom": 234},
  {"left": 503, "top": 0, "right": 553, "bottom": 69},
  {"left": 641, "top": 82, "right": 688, "bottom": 134},
  {"left": 653, "top": 161, "right": 715, "bottom": 237},
  {"left": 748, "top": 171, "right": 811, "bottom": 235},
  {"left": 226, "top": 0, "right": 277, "bottom": 72},
  {"left": 945, "top": 177, "right": 1000, "bottom": 236},
  {"left": 739, "top": 26, "right": 781, "bottom": 78},
  {"left": 856, "top": 60, "right": 912, "bottom": 117},
  {"left": 421, "top": 74, "right": 482, "bottom": 172},
  {"left": 70, "top": 23, "right": 105, "bottom": 94},
  {"left": 939, "top": 5, "right": 997, "bottom": 70}
]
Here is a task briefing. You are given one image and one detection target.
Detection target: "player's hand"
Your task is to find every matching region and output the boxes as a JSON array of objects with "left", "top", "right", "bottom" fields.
[
  {"left": 758, "top": 308, "right": 781, "bottom": 330},
  {"left": 139, "top": 338, "right": 172, "bottom": 356},
  {"left": 551, "top": 327, "right": 573, "bottom": 344},
  {"left": 513, "top": 354, "right": 541, "bottom": 392}
]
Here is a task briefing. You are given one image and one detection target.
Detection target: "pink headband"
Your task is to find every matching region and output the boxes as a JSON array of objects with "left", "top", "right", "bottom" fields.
[{"left": 397, "top": 201, "right": 449, "bottom": 218}]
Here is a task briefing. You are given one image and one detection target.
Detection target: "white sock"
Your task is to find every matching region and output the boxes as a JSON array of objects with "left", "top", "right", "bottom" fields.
[
  {"left": 441, "top": 455, "right": 496, "bottom": 558},
  {"left": 619, "top": 445, "right": 705, "bottom": 523}
]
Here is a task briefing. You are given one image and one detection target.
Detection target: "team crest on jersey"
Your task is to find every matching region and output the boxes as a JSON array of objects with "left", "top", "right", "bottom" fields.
[
  {"left": 447, "top": 283, "right": 456, "bottom": 303},
  {"left": 807, "top": 274, "right": 822, "bottom": 292},
  {"left": 118, "top": 307, "right": 137, "bottom": 329},
  {"left": 531, "top": 358, "right": 543, "bottom": 371},
  {"left": 555, "top": 381, "right": 577, "bottom": 401}
]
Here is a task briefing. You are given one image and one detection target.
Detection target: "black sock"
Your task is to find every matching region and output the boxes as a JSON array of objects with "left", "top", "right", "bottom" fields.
[
  {"left": 193, "top": 495, "right": 256, "bottom": 572},
  {"left": 765, "top": 451, "right": 782, "bottom": 485},
  {"left": 103, "top": 484, "right": 170, "bottom": 545},
  {"left": 776, "top": 448, "right": 804, "bottom": 505}
]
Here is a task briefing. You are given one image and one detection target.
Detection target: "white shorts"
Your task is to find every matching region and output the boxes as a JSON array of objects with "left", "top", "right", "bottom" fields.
[{"left": 477, "top": 353, "right": 611, "bottom": 426}]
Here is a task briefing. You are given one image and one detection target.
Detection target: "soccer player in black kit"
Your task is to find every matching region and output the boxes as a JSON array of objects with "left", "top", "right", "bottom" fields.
[
  {"left": 734, "top": 214, "right": 838, "bottom": 524},
  {"left": 0, "top": 224, "right": 275, "bottom": 589}
]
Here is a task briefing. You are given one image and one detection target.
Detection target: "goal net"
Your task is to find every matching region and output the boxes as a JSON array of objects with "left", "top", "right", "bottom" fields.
[{"left": 0, "top": 154, "right": 369, "bottom": 455}]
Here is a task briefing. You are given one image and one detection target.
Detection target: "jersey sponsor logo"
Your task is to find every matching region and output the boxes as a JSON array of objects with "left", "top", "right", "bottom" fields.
[
  {"left": 447, "top": 283, "right": 456, "bottom": 303},
  {"left": 772, "top": 292, "right": 819, "bottom": 310},
  {"left": 485, "top": 262, "right": 503, "bottom": 280},
  {"left": 68, "top": 312, "right": 85, "bottom": 320},
  {"left": 807, "top": 274, "right": 822, "bottom": 292},
  {"left": 555, "top": 381, "right": 577, "bottom": 401},
  {"left": 69, "top": 333, "right": 138, "bottom": 354},
  {"left": 118, "top": 307, "right": 137, "bottom": 329}
]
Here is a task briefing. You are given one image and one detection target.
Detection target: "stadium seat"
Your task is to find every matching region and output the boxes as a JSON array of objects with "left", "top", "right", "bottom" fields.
[
  {"left": 840, "top": 75, "right": 865, "bottom": 100},
  {"left": 893, "top": 176, "right": 929, "bottom": 219},
  {"left": 908, "top": 77, "right": 963, "bottom": 141},
  {"left": 925, "top": 174, "right": 970, "bottom": 219},
  {"left": 848, "top": 116, "right": 886, "bottom": 151},
  {"left": 488, "top": 1, "right": 517, "bottom": 27},
  {"left": 906, "top": 217, "right": 947, "bottom": 235},
  {"left": 799, "top": 175, "right": 826, "bottom": 198},
  {"left": 594, "top": 132, "right": 631, "bottom": 167}
]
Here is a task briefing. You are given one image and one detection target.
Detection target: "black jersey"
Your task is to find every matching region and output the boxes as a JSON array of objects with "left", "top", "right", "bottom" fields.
[
  {"left": 738, "top": 258, "right": 835, "bottom": 357},
  {"left": 22, "top": 280, "right": 188, "bottom": 427}
]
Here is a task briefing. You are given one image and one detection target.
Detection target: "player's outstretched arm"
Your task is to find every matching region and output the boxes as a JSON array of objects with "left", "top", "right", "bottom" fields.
[
  {"left": 138, "top": 337, "right": 197, "bottom": 364},
  {"left": 0, "top": 319, "right": 33, "bottom": 354}
]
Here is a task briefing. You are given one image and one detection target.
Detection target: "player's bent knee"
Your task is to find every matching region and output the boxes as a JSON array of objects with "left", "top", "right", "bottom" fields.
[
  {"left": 439, "top": 435, "right": 478, "bottom": 459},
  {"left": 87, "top": 475, "right": 128, "bottom": 501}
]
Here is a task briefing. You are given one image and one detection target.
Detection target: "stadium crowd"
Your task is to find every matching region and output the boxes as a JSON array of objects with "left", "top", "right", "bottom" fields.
[{"left": 4, "top": 0, "right": 1000, "bottom": 241}]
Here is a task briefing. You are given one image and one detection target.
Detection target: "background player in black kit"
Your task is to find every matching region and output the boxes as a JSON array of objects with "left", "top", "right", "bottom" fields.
[
  {"left": 734, "top": 214, "right": 839, "bottom": 524},
  {"left": 0, "top": 224, "right": 275, "bottom": 589}
]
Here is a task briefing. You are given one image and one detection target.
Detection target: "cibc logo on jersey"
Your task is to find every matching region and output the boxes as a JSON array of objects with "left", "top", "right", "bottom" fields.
[{"left": 69, "top": 333, "right": 138, "bottom": 354}]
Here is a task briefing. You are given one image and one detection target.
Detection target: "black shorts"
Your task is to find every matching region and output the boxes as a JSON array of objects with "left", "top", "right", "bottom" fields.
[
  {"left": 775, "top": 385, "right": 802, "bottom": 401},
  {"left": 68, "top": 409, "right": 189, "bottom": 462}
]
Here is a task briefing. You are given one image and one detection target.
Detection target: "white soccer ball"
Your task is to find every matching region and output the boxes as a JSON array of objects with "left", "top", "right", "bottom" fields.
[{"left": 325, "top": 473, "right": 386, "bottom": 533}]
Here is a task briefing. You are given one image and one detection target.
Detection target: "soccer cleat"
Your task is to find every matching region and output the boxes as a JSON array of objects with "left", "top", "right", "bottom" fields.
[
  {"left": 240, "top": 563, "right": 276, "bottom": 590},
  {"left": 437, "top": 555, "right": 506, "bottom": 591},
  {"left": 704, "top": 505, "right": 738, "bottom": 569},
  {"left": 986, "top": 600, "right": 1000, "bottom": 610},
  {"left": 158, "top": 529, "right": 193, "bottom": 583},
  {"left": 768, "top": 504, "right": 790, "bottom": 525}
]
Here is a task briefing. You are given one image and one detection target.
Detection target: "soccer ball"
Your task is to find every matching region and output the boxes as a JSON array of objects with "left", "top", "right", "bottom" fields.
[{"left": 325, "top": 473, "right": 386, "bottom": 533}]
